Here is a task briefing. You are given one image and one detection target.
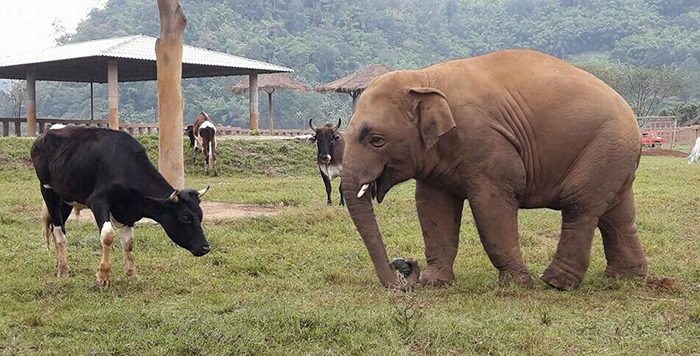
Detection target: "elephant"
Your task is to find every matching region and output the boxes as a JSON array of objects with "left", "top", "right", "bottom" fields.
[{"left": 341, "top": 49, "right": 647, "bottom": 290}]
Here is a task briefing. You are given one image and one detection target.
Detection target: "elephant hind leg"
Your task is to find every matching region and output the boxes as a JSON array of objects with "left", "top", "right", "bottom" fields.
[
  {"left": 541, "top": 212, "right": 599, "bottom": 290},
  {"left": 598, "top": 187, "right": 647, "bottom": 279}
]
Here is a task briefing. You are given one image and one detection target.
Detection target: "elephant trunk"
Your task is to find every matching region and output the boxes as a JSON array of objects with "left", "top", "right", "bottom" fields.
[
  {"left": 343, "top": 180, "right": 420, "bottom": 289},
  {"left": 343, "top": 181, "right": 397, "bottom": 286}
]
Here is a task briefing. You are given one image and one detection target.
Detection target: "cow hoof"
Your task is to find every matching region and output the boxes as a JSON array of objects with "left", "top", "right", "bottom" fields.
[
  {"left": 95, "top": 271, "right": 110, "bottom": 289},
  {"left": 56, "top": 265, "right": 70, "bottom": 278},
  {"left": 326, "top": 201, "right": 332, "bottom": 206}
]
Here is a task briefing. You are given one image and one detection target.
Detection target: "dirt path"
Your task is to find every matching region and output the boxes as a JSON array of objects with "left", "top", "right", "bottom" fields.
[
  {"left": 68, "top": 201, "right": 282, "bottom": 224},
  {"left": 641, "top": 148, "right": 689, "bottom": 158}
]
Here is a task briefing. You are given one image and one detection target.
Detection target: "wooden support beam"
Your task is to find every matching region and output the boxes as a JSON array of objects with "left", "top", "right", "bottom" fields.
[
  {"left": 249, "top": 74, "right": 259, "bottom": 131},
  {"left": 108, "top": 60, "right": 119, "bottom": 129},
  {"left": 2, "top": 121, "right": 9, "bottom": 137},
  {"left": 156, "top": 0, "right": 187, "bottom": 189},
  {"left": 26, "top": 68, "right": 36, "bottom": 136},
  {"left": 267, "top": 89, "right": 274, "bottom": 135}
]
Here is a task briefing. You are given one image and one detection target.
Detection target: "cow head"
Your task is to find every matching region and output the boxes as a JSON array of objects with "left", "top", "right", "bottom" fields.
[
  {"left": 145, "top": 186, "right": 211, "bottom": 256},
  {"left": 185, "top": 125, "right": 195, "bottom": 147},
  {"left": 309, "top": 119, "right": 341, "bottom": 164}
]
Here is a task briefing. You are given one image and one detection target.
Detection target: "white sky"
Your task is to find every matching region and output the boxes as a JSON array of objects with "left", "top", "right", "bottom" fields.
[{"left": 0, "top": 0, "right": 107, "bottom": 57}]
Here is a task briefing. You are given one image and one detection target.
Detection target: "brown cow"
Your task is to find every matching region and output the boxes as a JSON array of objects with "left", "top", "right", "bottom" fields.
[{"left": 186, "top": 112, "right": 218, "bottom": 175}]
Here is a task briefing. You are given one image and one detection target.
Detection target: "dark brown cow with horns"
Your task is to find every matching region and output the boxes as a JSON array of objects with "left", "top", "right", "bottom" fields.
[{"left": 309, "top": 119, "right": 345, "bottom": 205}]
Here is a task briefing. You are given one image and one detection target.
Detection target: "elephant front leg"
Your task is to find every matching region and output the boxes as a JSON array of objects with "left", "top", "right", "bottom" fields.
[
  {"left": 469, "top": 190, "right": 532, "bottom": 286},
  {"left": 416, "top": 182, "right": 463, "bottom": 287}
]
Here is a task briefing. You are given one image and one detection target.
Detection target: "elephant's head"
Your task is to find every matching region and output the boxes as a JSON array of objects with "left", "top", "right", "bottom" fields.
[{"left": 341, "top": 71, "right": 456, "bottom": 289}]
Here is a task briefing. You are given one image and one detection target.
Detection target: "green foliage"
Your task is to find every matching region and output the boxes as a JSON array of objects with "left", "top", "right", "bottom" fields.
[
  {"left": 28, "top": 0, "right": 700, "bottom": 127},
  {"left": 577, "top": 62, "right": 690, "bottom": 116}
]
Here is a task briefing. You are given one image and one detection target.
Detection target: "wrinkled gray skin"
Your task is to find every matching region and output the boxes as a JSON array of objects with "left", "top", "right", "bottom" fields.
[{"left": 341, "top": 49, "right": 647, "bottom": 290}]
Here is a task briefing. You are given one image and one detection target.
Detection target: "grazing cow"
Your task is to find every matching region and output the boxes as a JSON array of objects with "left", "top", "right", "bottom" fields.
[
  {"left": 309, "top": 119, "right": 345, "bottom": 205},
  {"left": 689, "top": 137, "right": 700, "bottom": 164},
  {"left": 31, "top": 126, "right": 211, "bottom": 288},
  {"left": 187, "top": 112, "right": 218, "bottom": 175}
]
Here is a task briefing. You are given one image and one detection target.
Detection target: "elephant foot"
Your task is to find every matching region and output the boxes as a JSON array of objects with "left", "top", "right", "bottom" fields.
[
  {"left": 540, "top": 260, "right": 584, "bottom": 290},
  {"left": 604, "top": 262, "right": 647, "bottom": 279},
  {"left": 498, "top": 268, "right": 533, "bottom": 287},
  {"left": 419, "top": 267, "right": 454, "bottom": 287}
]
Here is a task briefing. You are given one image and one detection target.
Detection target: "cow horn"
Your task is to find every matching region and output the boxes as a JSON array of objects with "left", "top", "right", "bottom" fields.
[
  {"left": 332, "top": 118, "right": 341, "bottom": 132},
  {"left": 309, "top": 119, "right": 318, "bottom": 131},
  {"left": 168, "top": 191, "right": 179, "bottom": 203},
  {"left": 198, "top": 185, "right": 210, "bottom": 198}
]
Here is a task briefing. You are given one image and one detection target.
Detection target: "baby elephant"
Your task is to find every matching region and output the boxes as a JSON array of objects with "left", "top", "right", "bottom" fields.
[{"left": 342, "top": 49, "right": 647, "bottom": 291}]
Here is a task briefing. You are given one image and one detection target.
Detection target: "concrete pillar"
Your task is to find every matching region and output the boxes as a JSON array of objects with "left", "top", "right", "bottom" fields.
[
  {"left": 108, "top": 60, "right": 119, "bottom": 130},
  {"left": 26, "top": 68, "right": 36, "bottom": 136},
  {"left": 249, "top": 74, "right": 259, "bottom": 131}
]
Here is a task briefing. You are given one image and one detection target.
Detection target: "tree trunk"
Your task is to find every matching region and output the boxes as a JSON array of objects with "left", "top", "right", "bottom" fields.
[{"left": 155, "top": 0, "right": 187, "bottom": 189}]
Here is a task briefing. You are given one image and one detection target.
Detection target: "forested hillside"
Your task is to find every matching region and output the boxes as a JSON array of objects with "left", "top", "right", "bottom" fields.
[{"left": 2, "top": 0, "right": 699, "bottom": 128}]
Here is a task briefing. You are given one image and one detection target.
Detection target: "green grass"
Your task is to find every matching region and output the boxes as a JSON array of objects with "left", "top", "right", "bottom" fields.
[{"left": 0, "top": 136, "right": 699, "bottom": 355}]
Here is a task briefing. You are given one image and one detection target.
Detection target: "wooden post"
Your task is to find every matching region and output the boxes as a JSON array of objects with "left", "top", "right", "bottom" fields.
[
  {"left": 156, "top": 0, "right": 187, "bottom": 189},
  {"left": 351, "top": 91, "right": 360, "bottom": 113},
  {"left": 15, "top": 121, "right": 21, "bottom": 137},
  {"left": 26, "top": 68, "right": 37, "bottom": 136},
  {"left": 90, "top": 82, "right": 94, "bottom": 120},
  {"left": 267, "top": 89, "right": 274, "bottom": 135},
  {"left": 108, "top": 60, "right": 119, "bottom": 129},
  {"left": 2, "top": 121, "right": 8, "bottom": 137},
  {"left": 249, "top": 74, "right": 259, "bottom": 131}
]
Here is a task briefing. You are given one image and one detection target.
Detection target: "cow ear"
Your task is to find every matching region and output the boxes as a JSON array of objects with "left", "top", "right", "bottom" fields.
[
  {"left": 307, "top": 135, "right": 316, "bottom": 143},
  {"left": 408, "top": 87, "right": 456, "bottom": 151}
]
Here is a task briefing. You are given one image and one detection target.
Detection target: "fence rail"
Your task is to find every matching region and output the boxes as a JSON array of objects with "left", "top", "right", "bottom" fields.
[
  {"left": 0, "top": 118, "right": 309, "bottom": 138},
  {"left": 4, "top": 117, "right": 697, "bottom": 147}
]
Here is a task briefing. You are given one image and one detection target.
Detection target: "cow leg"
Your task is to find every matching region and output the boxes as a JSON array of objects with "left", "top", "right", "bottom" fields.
[
  {"left": 41, "top": 187, "right": 71, "bottom": 277},
  {"left": 210, "top": 139, "right": 218, "bottom": 176},
  {"left": 92, "top": 203, "right": 115, "bottom": 288},
  {"left": 321, "top": 169, "right": 332, "bottom": 205},
  {"left": 203, "top": 137, "right": 210, "bottom": 175},
  {"left": 120, "top": 225, "right": 137, "bottom": 277},
  {"left": 338, "top": 182, "right": 345, "bottom": 206}
]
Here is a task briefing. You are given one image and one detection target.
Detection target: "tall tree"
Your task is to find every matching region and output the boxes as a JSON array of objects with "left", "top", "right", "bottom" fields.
[{"left": 10, "top": 81, "right": 26, "bottom": 118}]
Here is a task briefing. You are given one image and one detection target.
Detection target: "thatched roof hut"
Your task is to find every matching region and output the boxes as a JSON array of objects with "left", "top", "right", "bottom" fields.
[
  {"left": 232, "top": 73, "right": 309, "bottom": 134},
  {"left": 316, "top": 64, "right": 392, "bottom": 110}
]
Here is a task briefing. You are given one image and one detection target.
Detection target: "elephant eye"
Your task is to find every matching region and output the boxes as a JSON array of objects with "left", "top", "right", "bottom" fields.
[{"left": 370, "top": 135, "right": 386, "bottom": 147}]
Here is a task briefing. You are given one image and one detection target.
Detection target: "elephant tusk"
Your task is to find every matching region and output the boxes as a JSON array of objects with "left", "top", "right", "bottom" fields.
[{"left": 357, "top": 183, "right": 371, "bottom": 198}]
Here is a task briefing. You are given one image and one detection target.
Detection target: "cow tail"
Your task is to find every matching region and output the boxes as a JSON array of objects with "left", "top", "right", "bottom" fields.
[{"left": 41, "top": 203, "right": 53, "bottom": 251}]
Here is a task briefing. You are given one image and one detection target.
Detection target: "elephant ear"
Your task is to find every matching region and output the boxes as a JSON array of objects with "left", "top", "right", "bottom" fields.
[{"left": 409, "top": 87, "right": 456, "bottom": 151}]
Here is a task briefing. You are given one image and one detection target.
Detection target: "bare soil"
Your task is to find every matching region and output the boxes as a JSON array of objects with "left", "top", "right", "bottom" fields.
[
  {"left": 641, "top": 148, "right": 688, "bottom": 158},
  {"left": 68, "top": 201, "right": 282, "bottom": 224}
]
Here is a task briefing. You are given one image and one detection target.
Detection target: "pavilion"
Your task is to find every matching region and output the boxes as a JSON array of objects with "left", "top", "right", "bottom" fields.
[{"left": 0, "top": 35, "right": 292, "bottom": 135}]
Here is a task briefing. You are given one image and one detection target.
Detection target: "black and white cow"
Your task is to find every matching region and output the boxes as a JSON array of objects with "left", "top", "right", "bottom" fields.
[
  {"left": 309, "top": 119, "right": 345, "bottom": 206},
  {"left": 31, "top": 125, "right": 211, "bottom": 288}
]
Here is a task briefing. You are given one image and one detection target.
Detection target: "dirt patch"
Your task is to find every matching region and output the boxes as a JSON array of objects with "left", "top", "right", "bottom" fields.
[
  {"left": 642, "top": 148, "right": 688, "bottom": 158},
  {"left": 646, "top": 276, "right": 685, "bottom": 292},
  {"left": 68, "top": 201, "right": 282, "bottom": 224}
]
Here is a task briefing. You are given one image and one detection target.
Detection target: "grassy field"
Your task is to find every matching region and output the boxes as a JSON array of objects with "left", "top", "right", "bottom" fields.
[{"left": 0, "top": 136, "right": 699, "bottom": 355}]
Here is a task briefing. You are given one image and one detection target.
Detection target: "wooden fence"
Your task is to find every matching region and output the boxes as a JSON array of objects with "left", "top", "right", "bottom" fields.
[{"left": 0, "top": 118, "right": 308, "bottom": 137}]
